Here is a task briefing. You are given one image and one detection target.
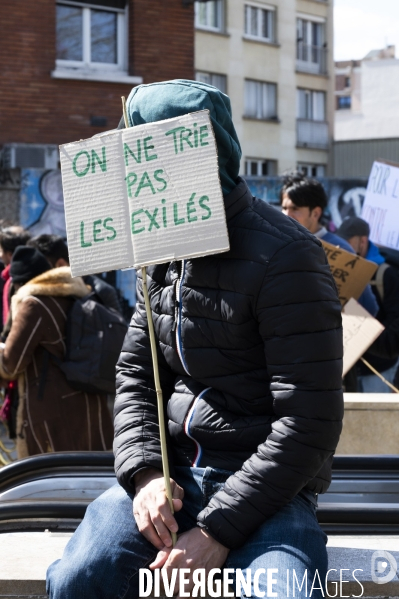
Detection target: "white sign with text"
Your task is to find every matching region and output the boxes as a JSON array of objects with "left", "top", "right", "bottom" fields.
[
  {"left": 59, "top": 110, "right": 229, "bottom": 276},
  {"left": 361, "top": 161, "right": 399, "bottom": 250}
]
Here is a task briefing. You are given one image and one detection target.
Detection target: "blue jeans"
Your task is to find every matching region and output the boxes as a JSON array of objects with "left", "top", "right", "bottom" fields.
[
  {"left": 358, "top": 360, "right": 399, "bottom": 393},
  {"left": 46, "top": 466, "right": 327, "bottom": 599}
]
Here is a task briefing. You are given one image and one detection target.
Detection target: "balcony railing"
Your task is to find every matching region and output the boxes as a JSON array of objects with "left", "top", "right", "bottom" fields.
[
  {"left": 296, "top": 43, "right": 327, "bottom": 75},
  {"left": 296, "top": 119, "right": 329, "bottom": 149}
]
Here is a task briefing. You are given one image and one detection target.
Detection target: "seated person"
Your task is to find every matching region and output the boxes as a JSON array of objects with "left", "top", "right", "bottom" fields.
[{"left": 47, "top": 80, "right": 343, "bottom": 599}]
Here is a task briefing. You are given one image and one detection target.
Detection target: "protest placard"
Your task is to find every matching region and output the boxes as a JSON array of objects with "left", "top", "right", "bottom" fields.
[
  {"left": 342, "top": 298, "right": 384, "bottom": 375},
  {"left": 361, "top": 160, "right": 399, "bottom": 251},
  {"left": 321, "top": 240, "right": 378, "bottom": 306},
  {"left": 59, "top": 110, "right": 229, "bottom": 277}
]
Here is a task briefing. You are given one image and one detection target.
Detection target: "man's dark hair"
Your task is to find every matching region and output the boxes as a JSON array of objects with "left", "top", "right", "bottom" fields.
[
  {"left": 280, "top": 172, "right": 327, "bottom": 212},
  {"left": 28, "top": 234, "right": 69, "bottom": 267},
  {"left": 0, "top": 227, "right": 31, "bottom": 255}
]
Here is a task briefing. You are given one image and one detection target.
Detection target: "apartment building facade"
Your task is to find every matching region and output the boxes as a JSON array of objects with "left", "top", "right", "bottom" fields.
[
  {"left": 194, "top": 0, "right": 334, "bottom": 177},
  {"left": 333, "top": 46, "right": 399, "bottom": 177}
]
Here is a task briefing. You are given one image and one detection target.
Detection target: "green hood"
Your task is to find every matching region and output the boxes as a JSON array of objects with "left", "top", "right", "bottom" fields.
[{"left": 125, "top": 79, "right": 241, "bottom": 195}]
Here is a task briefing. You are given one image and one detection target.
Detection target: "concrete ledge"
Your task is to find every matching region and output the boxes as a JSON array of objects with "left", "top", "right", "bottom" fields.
[
  {"left": 0, "top": 531, "right": 70, "bottom": 597},
  {"left": 338, "top": 394, "right": 399, "bottom": 454},
  {"left": 2, "top": 532, "right": 399, "bottom": 597}
]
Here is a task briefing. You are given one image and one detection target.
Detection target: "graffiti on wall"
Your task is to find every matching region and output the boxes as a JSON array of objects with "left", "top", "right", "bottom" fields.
[
  {"left": 20, "top": 168, "right": 66, "bottom": 237},
  {"left": 245, "top": 177, "right": 368, "bottom": 232},
  {"left": 0, "top": 168, "right": 21, "bottom": 224},
  {"left": 18, "top": 170, "right": 369, "bottom": 240},
  {"left": 324, "top": 179, "right": 368, "bottom": 231}
]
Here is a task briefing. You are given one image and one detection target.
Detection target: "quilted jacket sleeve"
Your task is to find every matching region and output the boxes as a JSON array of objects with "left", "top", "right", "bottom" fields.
[
  {"left": 197, "top": 238, "right": 344, "bottom": 549},
  {"left": 114, "top": 270, "right": 175, "bottom": 493}
]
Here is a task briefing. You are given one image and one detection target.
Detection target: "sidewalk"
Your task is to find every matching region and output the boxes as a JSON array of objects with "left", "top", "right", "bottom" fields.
[{"left": 1, "top": 532, "right": 399, "bottom": 598}]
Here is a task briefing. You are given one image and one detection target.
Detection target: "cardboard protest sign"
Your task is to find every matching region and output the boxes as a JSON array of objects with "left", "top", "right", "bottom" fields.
[
  {"left": 59, "top": 110, "right": 229, "bottom": 277},
  {"left": 361, "top": 160, "right": 399, "bottom": 251},
  {"left": 321, "top": 240, "right": 378, "bottom": 306},
  {"left": 59, "top": 131, "right": 133, "bottom": 276},
  {"left": 342, "top": 298, "right": 384, "bottom": 375}
]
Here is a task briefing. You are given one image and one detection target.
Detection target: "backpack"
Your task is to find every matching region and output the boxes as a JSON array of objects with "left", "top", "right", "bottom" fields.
[
  {"left": 370, "top": 262, "right": 389, "bottom": 303},
  {"left": 58, "top": 293, "right": 128, "bottom": 394},
  {"left": 371, "top": 248, "right": 399, "bottom": 303}
]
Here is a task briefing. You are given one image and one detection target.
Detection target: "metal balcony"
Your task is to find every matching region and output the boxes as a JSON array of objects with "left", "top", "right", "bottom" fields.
[
  {"left": 296, "top": 43, "right": 327, "bottom": 75},
  {"left": 296, "top": 119, "right": 329, "bottom": 150}
]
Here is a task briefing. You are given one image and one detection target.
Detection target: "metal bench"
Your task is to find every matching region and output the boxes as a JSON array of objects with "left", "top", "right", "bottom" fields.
[{"left": 2, "top": 453, "right": 399, "bottom": 597}]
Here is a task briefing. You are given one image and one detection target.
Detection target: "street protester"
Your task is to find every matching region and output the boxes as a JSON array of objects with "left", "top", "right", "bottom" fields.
[
  {"left": 280, "top": 173, "right": 378, "bottom": 317},
  {"left": 0, "top": 246, "right": 113, "bottom": 458},
  {"left": 27, "top": 234, "right": 123, "bottom": 314},
  {"left": 0, "top": 227, "right": 31, "bottom": 438},
  {"left": 0, "top": 226, "right": 31, "bottom": 331},
  {"left": 280, "top": 173, "right": 378, "bottom": 393},
  {"left": 336, "top": 216, "right": 399, "bottom": 392},
  {"left": 47, "top": 80, "right": 344, "bottom": 599},
  {"left": 366, "top": 314, "right": 399, "bottom": 390}
]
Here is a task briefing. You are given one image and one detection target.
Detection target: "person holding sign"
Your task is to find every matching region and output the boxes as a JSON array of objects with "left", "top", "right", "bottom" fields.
[
  {"left": 337, "top": 216, "right": 399, "bottom": 392},
  {"left": 47, "top": 81, "right": 344, "bottom": 599}
]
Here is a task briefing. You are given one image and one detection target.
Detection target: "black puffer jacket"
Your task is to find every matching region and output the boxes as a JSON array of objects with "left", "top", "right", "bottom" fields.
[{"left": 114, "top": 179, "right": 344, "bottom": 550}]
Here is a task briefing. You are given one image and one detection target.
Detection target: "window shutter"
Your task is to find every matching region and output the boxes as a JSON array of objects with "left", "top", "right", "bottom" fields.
[
  {"left": 268, "top": 10, "right": 274, "bottom": 42},
  {"left": 297, "top": 89, "right": 306, "bottom": 119},
  {"left": 313, "top": 92, "right": 325, "bottom": 121},
  {"left": 265, "top": 83, "right": 276, "bottom": 118},
  {"left": 245, "top": 80, "right": 257, "bottom": 118}
]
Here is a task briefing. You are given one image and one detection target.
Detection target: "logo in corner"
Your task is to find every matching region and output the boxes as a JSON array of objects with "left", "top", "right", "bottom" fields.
[{"left": 371, "top": 550, "right": 397, "bottom": 584}]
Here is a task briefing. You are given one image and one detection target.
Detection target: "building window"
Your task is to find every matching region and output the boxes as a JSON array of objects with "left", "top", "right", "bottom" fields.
[
  {"left": 244, "top": 80, "right": 277, "bottom": 120},
  {"left": 296, "top": 89, "right": 328, "bottom": 149},
  {"left": 195, "top": 1, "right": 224, "bottom": 32},
  {"left": 196, "top": 71, "right": 227, "bottom": 94},
  {"left": 245, "top": 158, "right": 277, "bottom": 176},
  {"left": 296, "top": 17, "right": 326, "bottom": 75},
  {"left": 297, "top": 163, "right": 325, "bottom": 178},
  {"left": 244, "top": 4, "right": 275, "bottom": 43},
  {"left": 345, "top": 76, "right": 351, "bottom": 88},
  {"left": 337, "top": 96, "right": 351, "bottom": 110},
  {"left": 297, "top": 89, "right": 325, "bottom": 121},
  {"left": 56, "top": 1, "right": 126, "bottom": 70}
]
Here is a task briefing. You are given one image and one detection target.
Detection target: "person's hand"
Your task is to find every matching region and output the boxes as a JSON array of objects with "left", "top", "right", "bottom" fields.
[
  {"left": 133, "top": 468, "right": 184, "bottom": 550},
  {"left": 149, "top": 526, "right": 230, "bottom": 596}
]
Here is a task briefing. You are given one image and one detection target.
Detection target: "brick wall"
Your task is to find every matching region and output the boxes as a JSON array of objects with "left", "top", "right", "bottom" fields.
[
  {"left": 0, "top": 0, "right": 194, "bottom": 147},
  {"left": 130, "top": 0, "right": 194, "bottom": 85}
]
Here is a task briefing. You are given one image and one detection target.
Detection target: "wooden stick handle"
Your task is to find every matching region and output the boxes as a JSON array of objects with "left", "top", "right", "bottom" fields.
[
  {"left": 121, "top": 96, "right": 177, "bottom": 546},
  {"left": 142, "top": 267, "right": 177, "bottom": 546},
  {"left": 361, "top": 357, "right": 399, "bottom": 394}
]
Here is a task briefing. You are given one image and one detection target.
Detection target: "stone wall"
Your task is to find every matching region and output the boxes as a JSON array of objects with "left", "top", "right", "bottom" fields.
[{"left": 337, "top": 394, "right": 399, "bottom": 454}]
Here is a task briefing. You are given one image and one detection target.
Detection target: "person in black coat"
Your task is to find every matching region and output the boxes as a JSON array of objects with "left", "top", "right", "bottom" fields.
[
  {"left": 337, "top": 217, "right": 399, "bottom": 392},
  {"left": 27, "top": 234, "right": 123, "bottom": 314},
  {"left": 47, "top": 80, "right": 343, "bottom": 599}
]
